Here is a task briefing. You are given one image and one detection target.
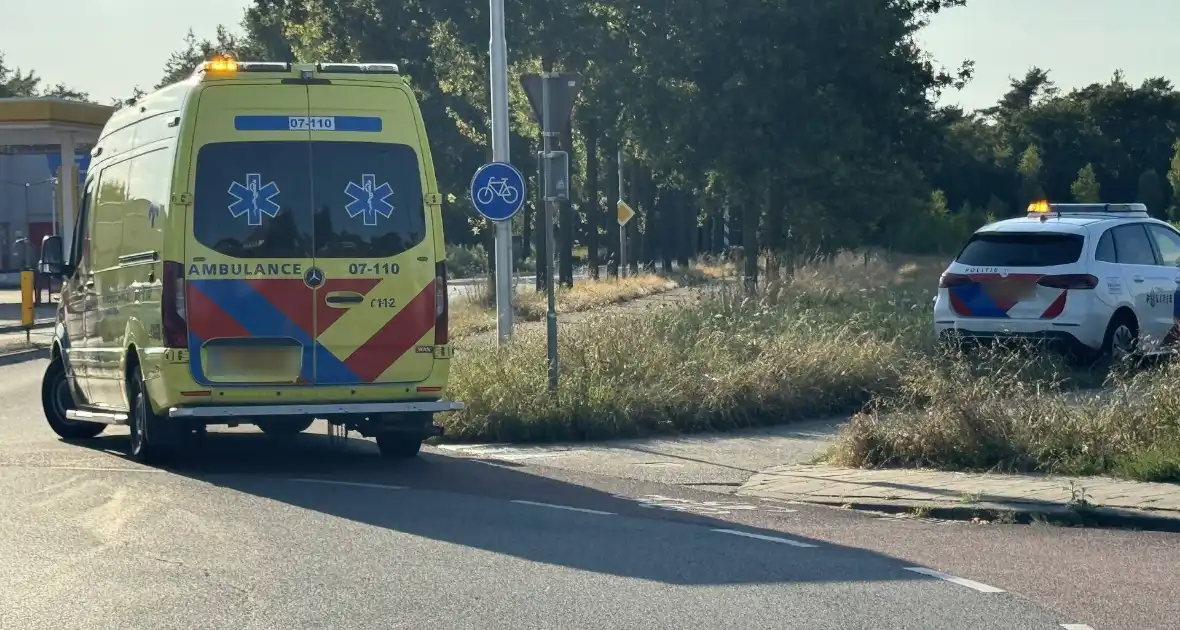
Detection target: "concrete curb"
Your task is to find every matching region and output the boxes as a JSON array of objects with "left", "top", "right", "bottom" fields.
[
  {"left": 0, "top": 347, "right": 49, "bottom": 367},
  {"left": 0, "top": 320, "right": 54, "bottom": 334},
  {"left": 759, "top": 494, "right": 1180, "bottom": 533}
]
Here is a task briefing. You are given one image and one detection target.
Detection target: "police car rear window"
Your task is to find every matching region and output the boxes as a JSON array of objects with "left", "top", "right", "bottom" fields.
[
  {"left": 193, "top": 141, "right": 426, "bottom": 259},
  {"left": 955, "top": 232, "right": 1084, "bottom": 267}
]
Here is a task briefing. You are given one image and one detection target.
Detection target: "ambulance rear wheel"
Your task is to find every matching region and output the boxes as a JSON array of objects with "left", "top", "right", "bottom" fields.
[
  {"left": 375, "top": 434, "right": 422, "bottom": 459},
  {"left": 257, "top": 418, "right": 314, "bottom": 437}
]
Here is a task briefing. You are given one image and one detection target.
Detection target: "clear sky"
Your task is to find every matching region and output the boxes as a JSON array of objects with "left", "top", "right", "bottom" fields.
[{"left": 2, "top": 0, "right": 1178, "bottom": 110}]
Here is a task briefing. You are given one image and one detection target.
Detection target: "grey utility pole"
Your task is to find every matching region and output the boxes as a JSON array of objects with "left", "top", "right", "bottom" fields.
[
  {"left": 489, "top": 0, "right": 514, "bottom": 343},
  {"left": 618, "top": 149, "right": 626, "bottom": 277}
]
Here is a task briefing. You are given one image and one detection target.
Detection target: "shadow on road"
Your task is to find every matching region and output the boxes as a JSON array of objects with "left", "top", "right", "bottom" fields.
[{"left": 69, "top": 427, "right": 931, "bottom": 588}]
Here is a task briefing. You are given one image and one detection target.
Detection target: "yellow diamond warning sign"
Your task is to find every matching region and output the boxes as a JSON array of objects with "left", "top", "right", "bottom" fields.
[{"left": 617, "top": 200, "right": 635, "bottom": 226}]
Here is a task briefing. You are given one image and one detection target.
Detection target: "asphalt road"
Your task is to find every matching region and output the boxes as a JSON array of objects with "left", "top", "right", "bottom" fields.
[{"left": 0, "top": 360, "right": 1175, "bottom": 629}]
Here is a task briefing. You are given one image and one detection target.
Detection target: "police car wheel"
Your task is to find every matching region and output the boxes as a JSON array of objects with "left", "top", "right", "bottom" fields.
[
  {"left": 41, "top": 358, "right": 104, "bottom": 440},
  {"left": 257, "top": 418, "right": 314, "bottom": 436},
  {"left": 375, "top": 434, "right": 422, "bottom": 459},
  {"left": 1101, "top": 313, "right": 1140, "bottom": 363}
]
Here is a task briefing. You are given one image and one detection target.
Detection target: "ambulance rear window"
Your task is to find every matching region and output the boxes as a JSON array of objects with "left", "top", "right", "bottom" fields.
[
  {"left": 193, "top": 141, "right": 314, "bottom": 258},
  {"left": 311, "top": 142, "right": 426, "bottom": 258},
  {"left": 192, "top": 140, "right": 426, "bottom": 259}
]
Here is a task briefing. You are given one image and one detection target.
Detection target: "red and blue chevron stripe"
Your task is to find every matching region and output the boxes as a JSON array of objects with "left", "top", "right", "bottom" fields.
[
  {"left": 185, "top": 278, "right": 358, "bottom": 385},
  {"left": 184, "top": 277, "right": 437, "bottom": 385}
]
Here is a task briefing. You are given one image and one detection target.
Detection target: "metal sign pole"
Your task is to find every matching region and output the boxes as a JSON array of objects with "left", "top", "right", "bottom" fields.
[
  {"left": 489, "top": 0, "right": 514, "bottom": 344},
  {"left": 542, "top": 73, "right": 559, "bottom": 391}
]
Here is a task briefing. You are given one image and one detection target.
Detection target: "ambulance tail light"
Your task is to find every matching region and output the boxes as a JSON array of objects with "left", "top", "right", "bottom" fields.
[
  {"left": 434, "top": 261, "right": 448, "bottom": 346},
  {"left": 162, "top": 261, "right": 188, "bottom": 348}
]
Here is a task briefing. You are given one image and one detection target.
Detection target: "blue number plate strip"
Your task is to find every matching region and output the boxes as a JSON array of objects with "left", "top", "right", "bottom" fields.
[{"left": 234, "top": 115, "right": 382, "bottom": 132}]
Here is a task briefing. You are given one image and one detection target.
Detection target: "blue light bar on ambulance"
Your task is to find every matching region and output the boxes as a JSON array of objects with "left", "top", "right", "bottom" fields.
[
  {"left": 1026, "top": 201, "right": 1148, "bottom": 218},
  {"left": 316, "top": 62, "right": 400, "bottom": 74}
]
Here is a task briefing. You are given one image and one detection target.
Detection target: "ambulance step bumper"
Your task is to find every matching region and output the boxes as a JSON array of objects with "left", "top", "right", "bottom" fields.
[{"left": 168, "top": 400, "right": 465, "bottom": 419}]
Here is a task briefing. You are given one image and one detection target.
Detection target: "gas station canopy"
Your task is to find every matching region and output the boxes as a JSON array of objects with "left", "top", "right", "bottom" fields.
[
  {"left": 0, "top": 98, "right": 115, "bottom": 254},
  {"left": 0, "top": 98, "right": 113, "bottom": 146}
]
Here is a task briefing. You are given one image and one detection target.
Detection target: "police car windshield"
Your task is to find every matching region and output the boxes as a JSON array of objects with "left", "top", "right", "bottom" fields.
[
  {"left": 955, "top": 232, "right": 1084, "bottom": 267},
  {"left": 193, "top": 141, "right": 426, "bottom": 259}
]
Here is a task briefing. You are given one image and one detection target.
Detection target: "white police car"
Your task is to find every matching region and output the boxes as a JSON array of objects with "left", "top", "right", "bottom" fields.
[{"left": 933, "top": 201, "right": 1180, "bottom": 360}]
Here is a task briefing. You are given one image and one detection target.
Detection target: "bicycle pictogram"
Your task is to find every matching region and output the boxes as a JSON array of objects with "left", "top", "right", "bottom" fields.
[{"left": 476, "top": 177, "right": 520, "bottom": 206}]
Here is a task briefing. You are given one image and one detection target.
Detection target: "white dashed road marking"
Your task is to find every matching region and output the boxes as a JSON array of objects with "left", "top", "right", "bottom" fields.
[
  {"left": 510, "top": 500, "right": 616, "bottom": 515},
  {"left": 291, "top": 479, "right": 407, "bottom": 491},
  {"left": 711, "top": 528, "right": 818, "bottom": 548},
  {"left": 903, "top": 567, "right": 1005, "bottom": 593},
  {"left": 1060, "top": 625, "right": 1095, "bottom": 629}
]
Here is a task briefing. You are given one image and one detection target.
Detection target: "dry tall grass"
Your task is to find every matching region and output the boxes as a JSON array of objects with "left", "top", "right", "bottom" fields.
[
  {"left": 442, "top": 251, "right": 938, "bottom": 441},
  {"left": 448, "top": 262, "right": 731, "bottom": 338},
  {"left": 441, "top": 250, "right": 1180, "bottom": 481}
]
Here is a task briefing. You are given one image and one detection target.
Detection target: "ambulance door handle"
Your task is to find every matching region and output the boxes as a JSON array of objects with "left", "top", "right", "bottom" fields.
[{"left": 324, "top": 292, "right": 364, "bottom": 308}]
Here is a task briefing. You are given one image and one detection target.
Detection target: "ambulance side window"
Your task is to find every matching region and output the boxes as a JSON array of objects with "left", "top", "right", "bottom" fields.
[{"left": 71, "top": 178, "right": 97, "bottom": 273}]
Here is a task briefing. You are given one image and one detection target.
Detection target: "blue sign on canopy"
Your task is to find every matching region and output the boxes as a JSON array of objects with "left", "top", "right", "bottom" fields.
[
  {"left": 469, "top": 162, "right": 525, "bottom": 222},
  {"left": 44, "top": 152, "right": 90, "bottom": 184}
]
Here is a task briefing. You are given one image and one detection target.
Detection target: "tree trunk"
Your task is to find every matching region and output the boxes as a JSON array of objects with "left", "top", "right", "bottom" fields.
[
  {"left": 584, "top": 118, "right": 600, "bottom": 280},
  {"left": 742, "top": 187, "right": 760, "bottom": 292},
  {"left": 763, "top": 176, "right": 785, "bottom": 281},
  {"left": 558, "top": 115, "right": 575, "bottom": 287},
  {"left": 629, "top": 159, "right": 643, "bottom": 275},
  {"left": 605, "top": 143, "right": 620, "bottom": 278},
  {"left": 676, "top": 189, "right": 692, "bottom": 268}
]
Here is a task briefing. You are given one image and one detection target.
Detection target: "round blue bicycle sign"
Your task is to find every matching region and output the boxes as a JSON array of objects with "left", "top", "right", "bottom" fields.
[{"left": 470, "top": 162, "right": 526, "bottom": 221}]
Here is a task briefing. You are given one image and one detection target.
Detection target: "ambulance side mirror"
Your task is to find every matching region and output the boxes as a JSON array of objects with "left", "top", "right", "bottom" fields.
[{"left": 38, "top": 235, "right": 68, "bottom": 277}]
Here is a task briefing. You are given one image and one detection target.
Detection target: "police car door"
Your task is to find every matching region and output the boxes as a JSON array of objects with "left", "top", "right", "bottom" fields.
[
  {"left": 183, "top": 84, "right": 317, "bottom": 385},
  {"left": 1144, "top": 224, "right": 1180, "bottom": 349},
  {"left": 1110, "top": 224, "right": 1172, "bottom": 350}
]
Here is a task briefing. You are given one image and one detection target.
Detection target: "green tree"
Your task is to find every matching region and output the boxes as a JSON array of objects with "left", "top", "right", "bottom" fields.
[
  {"left": 1018, "top": 144, "right": 1046, "bottom": 204},
  {"left": 1071, "top": 163, "right": 1101, "bottom": 202},
  {"left": 1136, "top": 169, "right": 1165, "bottom": 217},
  {"left": 1167, "top": 139, "right": 1180, "bottom": 221},
  {"left": 0, "top": 50, "right": 88, "bottom": 100}
]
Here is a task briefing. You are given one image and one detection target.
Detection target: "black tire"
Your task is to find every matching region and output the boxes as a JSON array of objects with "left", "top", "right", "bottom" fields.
[
  {"left": 127, "top": 366, "right": 175, "bottom": 464},
  {"left": 257, "top": 418, "right": 314, "bottom": 437},
  {"left": 41, "top": 358, "right": 104, "bottom": 440},
  {"left": 375, "top": 433, "right": 423, "bottom": 459},
  {"left": 1101, "top": 312, "right": 1140, "bottom": 363}
]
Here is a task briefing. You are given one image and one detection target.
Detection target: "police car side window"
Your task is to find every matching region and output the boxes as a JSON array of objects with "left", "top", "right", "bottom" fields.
[
  {"left": 1146, "top": 224, "right": 1180, "bottom": 267},
  {"left": 1095, "top": 230, "right": 1116, "bottom": 263},
  {"left": 1111, "top": 224, "right": 1158, "bottom": 266}
]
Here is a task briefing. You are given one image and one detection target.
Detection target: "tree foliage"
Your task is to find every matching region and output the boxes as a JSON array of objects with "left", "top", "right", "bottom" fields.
[
  {"left": 0, "top": 51, "right": 89, "bottom": 101},
  {"left": 29, "top": 0, "right": 1180, "bottom": 284}
]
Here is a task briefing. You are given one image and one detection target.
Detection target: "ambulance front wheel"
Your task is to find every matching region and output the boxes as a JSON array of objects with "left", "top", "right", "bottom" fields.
[
  {"left": 42, "top": 358, "right": 104, "bottom": 440},
  {"left": 375, "top": 433, "right": 422, "bottom": 459}
]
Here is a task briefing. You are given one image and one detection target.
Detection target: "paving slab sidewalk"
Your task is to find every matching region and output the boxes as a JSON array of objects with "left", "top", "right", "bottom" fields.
[{"left": 738, "top": 463, "right": 1180, "bottom": 529}]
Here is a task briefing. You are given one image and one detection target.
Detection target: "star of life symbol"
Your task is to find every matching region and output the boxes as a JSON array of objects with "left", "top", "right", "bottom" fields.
[
  {"left": 344, "top": 174, "right": 395, "bottom": 226},
  {"left": 227, "top": 173, "right": 281, "bottom": 226}
]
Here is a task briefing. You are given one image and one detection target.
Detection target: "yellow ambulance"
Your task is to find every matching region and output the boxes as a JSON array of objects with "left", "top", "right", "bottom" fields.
[{"left": 37, "top": 59, "right": 462, "bottom": 463}]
